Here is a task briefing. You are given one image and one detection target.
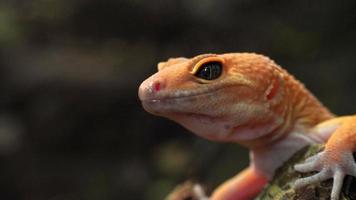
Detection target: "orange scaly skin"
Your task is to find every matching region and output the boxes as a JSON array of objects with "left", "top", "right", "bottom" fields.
[{"left": 138, "top": 53, "right": 356, "bottom": 200}]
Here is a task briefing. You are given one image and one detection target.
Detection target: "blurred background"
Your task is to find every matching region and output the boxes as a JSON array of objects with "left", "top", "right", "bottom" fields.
[{"left": 0, "top": 0, "right": 356, "bottom": 199}]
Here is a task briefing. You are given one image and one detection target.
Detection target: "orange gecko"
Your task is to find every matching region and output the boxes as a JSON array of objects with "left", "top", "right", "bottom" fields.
[{"left": 138, "top": 53, "right": 356, "bottom": 200}]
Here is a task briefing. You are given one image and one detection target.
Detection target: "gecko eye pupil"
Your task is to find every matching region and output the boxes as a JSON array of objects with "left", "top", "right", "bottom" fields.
[{"left": 195, "top": 61, "right": 222, "bottom": 80}]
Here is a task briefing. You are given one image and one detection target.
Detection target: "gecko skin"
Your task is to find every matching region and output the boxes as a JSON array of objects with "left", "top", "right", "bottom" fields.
[{"left": 138, "top": 53, "right": 356, "bottom": 200}]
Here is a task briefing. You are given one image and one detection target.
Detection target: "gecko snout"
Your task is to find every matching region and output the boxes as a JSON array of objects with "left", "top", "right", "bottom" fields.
[{"left": 138, "top": 78, "right": 165, "bottom": 101}]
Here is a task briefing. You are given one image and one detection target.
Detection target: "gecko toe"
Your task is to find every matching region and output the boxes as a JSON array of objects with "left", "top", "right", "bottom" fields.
[
  {"left": 294, "top": 160, "right": 319, "bottom": 173},
  {"left": 294, "top": 169, "right": 330, "bottom": 189},
  {"left": 294, "top": 152, "right": 325, "bottom": 173},
  {"left": 304, "top": 152, "right": 324, "bottom": 163},
  {"left": 330, "top": 170, "right": 345, "bottom": 200},
  {"left": 193, "top": 184, "right": 209, "bottom": 200}
]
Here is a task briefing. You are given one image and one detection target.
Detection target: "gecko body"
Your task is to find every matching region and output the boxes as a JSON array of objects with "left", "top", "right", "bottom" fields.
[{"left": 138, "top": 53, "right": 356, "bottom": 200}]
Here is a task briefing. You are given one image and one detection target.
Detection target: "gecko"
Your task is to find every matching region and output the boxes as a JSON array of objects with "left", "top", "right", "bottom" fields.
[{"left": 138, "top": 53, "right": 356, "bottom": 200}]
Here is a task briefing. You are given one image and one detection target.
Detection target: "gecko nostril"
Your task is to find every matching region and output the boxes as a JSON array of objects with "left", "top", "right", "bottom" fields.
[{"left": 153, "top": 81, "right": 162, "bottom": 92}]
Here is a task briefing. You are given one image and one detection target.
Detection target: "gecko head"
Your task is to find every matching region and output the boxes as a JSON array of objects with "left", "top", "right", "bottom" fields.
[{"left": 138, "top": 53, "right": 287, "bottom": 146}]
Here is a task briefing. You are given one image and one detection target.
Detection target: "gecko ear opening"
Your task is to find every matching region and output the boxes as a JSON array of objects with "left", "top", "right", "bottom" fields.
[{"left": 266, "top": 77, "right": 280, "bottom": 100}]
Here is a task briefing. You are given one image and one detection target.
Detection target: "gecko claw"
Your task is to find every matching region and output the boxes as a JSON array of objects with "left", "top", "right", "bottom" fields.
[{"left": 294, "top": 150, "right": 356, "bottom": 200}]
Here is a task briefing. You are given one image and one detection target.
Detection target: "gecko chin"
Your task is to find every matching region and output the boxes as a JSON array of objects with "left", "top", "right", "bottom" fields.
[{"left": 171, "top": 113, "right": 233, "bottom": 141}]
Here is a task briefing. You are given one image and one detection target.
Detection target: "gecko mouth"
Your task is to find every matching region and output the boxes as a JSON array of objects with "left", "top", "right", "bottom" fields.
[
  {"left": 140, "top": 81, "right": 246, "bottom": 103},
  {"left": 140, "top": 88, "right": 222, "bottom": 117},
  {"left": 142, "top": 91, "right": 210, "bottom": 103},
  {"left": 141, "top": 85, "right": 221, "bottom": 102},
  {"left": 141, "top": 94, "right": 208, "bottom": 115}
]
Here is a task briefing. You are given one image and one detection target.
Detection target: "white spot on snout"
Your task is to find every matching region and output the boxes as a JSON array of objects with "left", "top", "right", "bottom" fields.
[{"left": 147, "top": 82, "right": 154, "bottom": 93}]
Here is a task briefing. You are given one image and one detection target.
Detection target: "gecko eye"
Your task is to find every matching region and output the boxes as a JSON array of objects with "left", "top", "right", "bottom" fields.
[{"left": 194, "top": 61, "right": 222, "bottom": 80}]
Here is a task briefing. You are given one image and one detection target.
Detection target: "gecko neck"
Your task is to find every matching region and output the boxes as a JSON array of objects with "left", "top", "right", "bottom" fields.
[
  {"left": 282, "top": 69, "right": 334, "bottom": 131},
  {"left": 239, "top": 68, "right": 334, "bottom": 149},
  {"left": 251, "top": 131, "right": 315, "bottom": 179},
  {"left": 249, "top": 69, "right": 335, "bottom": 179}
]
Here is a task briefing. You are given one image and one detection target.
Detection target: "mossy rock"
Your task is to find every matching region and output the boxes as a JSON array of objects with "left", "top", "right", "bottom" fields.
[{"left": 255, "top": 144, "right": 356, "bottom": 200}]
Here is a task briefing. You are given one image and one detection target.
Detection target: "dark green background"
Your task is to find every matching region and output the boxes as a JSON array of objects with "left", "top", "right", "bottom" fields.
[{"left": 0, "top": 0, "right": 355, "bottom": 199}]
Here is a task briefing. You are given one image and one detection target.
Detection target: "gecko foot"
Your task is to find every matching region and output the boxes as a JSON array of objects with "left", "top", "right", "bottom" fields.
[
  {"left": 293, "top": 150, "right": 356, "bottom": 200},
  {"left": 192, "top": 184, "right": 210, "bottom": 200}
]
